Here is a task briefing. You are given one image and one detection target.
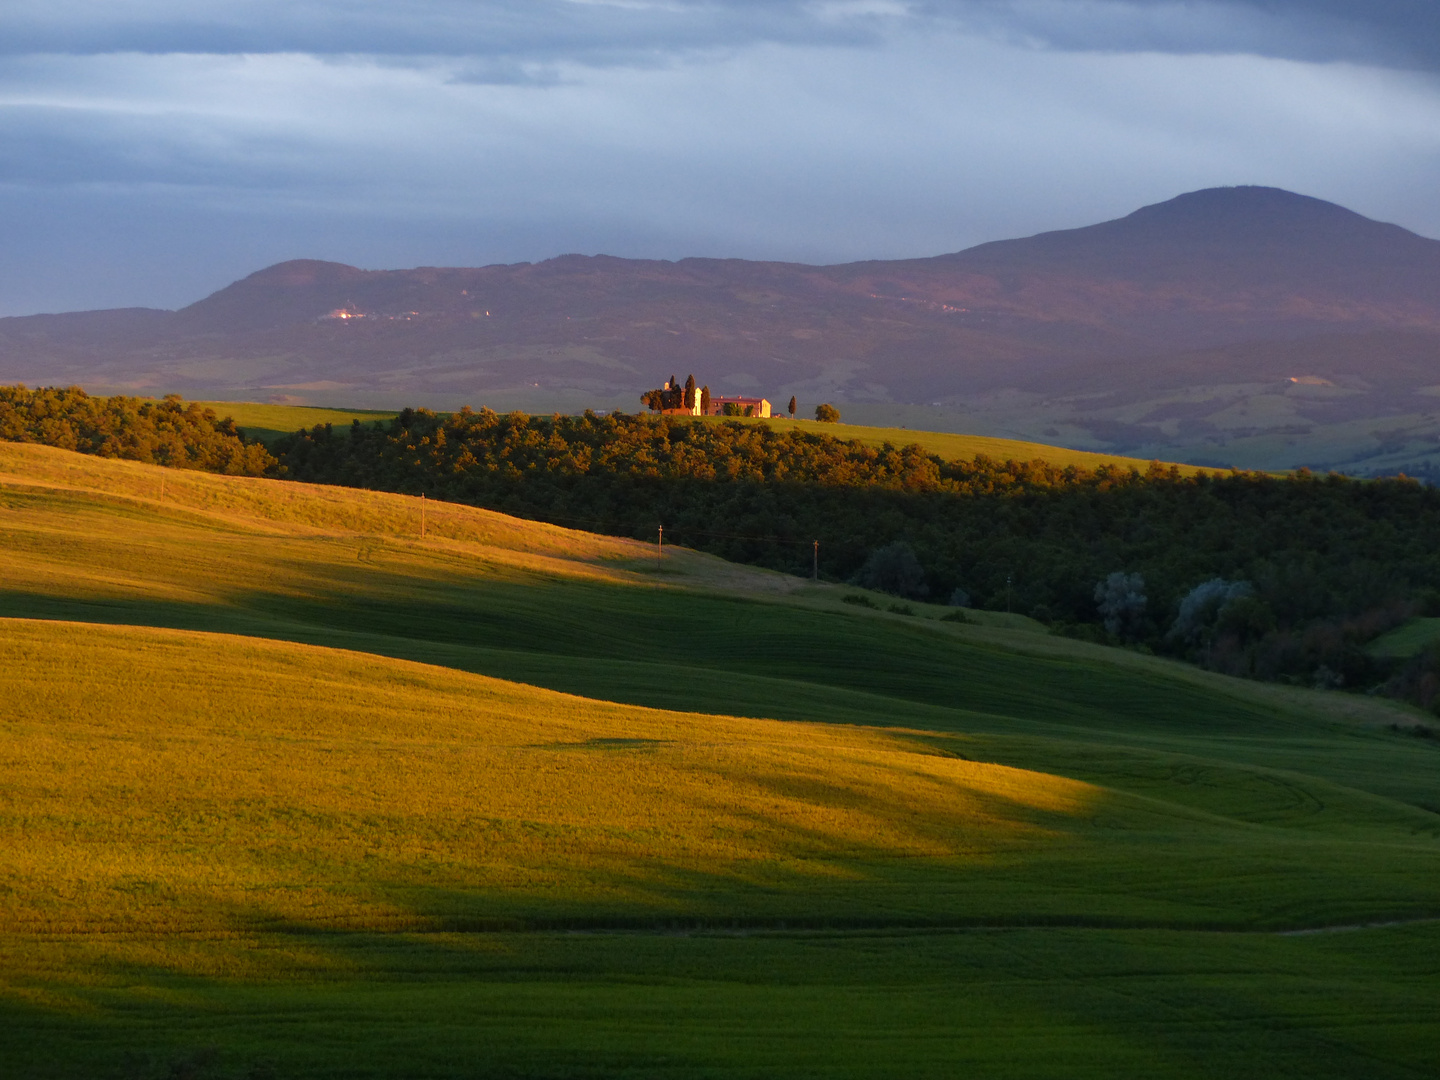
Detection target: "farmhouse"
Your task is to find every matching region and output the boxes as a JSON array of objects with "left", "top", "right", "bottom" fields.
[
  {"left": 641, "top": 375, "right": 773, "bottom": 418},
  {"left": 706, "top": 395, "right": 771, "bottom": 418},
  {"left": 644, "top": 375, "right": 702, "bottom": 415}
]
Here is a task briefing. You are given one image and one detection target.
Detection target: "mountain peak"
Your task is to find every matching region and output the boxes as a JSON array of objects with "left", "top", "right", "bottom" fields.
[
  {"left": 1133, "top": 185, "right": 1353, "bottom": 218},
  {"left": 176, "top": 260, "right": 372, "bottom": 332},
  {"left": 1120, "top": 186, "right": 1391, "bottom": 238},
  {"left": 239, "top": 260, "right": 368, "bottom": 287},
  {"left": 944, "top": 185, "right": 1433, "bottom": 278}
]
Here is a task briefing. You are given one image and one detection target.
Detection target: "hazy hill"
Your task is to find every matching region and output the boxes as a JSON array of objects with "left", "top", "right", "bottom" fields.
[{"left": 4, "top": 185, "right": 1439, "bottom": 472}]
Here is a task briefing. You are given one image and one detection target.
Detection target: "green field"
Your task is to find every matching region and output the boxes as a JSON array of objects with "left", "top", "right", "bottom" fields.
[
  {"left": 715, "top": 414, "right": 1205, "bottom": 472},
  {"left": 1369, "top": 617, "right": 1440, "bottom": 659},
  {"left": 0, "top": 442, "right": 1436, "bottom": 1078},
  {"left": 195, "top": 401, "right": 397, "bottom": 445}
]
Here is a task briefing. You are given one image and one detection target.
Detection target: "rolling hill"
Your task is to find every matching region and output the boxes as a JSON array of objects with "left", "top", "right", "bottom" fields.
[
  {"left": 4, "top": 186, "right": 1440, "bottom": 474},
  {"left": 0, "top": 443, "right": 1437, "bottom": 1077}
]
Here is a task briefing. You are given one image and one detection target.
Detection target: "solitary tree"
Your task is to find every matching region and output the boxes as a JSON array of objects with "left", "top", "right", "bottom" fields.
[
  {"left": 1095, "top": 572, "right": 1146, "bottom": 638},
  {"left": 788, "top": 395, "right": 797, "bottom": 418},
  {"left": 684, "top": 374, "right": 697, "bottom": 411},
  {"left": 815, "top": 402, "right": 840, "bottom": 423}
]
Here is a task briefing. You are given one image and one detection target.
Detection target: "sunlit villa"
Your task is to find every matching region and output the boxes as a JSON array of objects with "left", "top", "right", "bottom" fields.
[{"left": 706, "top": 395, "right": 771, "bottom": 418}]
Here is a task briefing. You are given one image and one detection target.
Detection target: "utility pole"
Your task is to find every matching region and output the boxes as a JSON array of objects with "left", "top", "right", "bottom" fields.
[
  {"left": 813, "top": 540, "right": 819, "bottom": 581},
  {"left": 1006, "top": 573, "right": 1013, "bottom": 614},
  {"left": 658, "top": 524, "right": 664, "bottom": 559},
  {"left": 158, "top": 476, "right": 164, "bottom": 503},
  {"left": 421, "top": 492, "right": 426, "bottom": 538}
]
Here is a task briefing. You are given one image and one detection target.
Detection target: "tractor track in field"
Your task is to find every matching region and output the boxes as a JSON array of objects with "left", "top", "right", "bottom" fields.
[{"left": 520, "top": 916, "right": 1440, "bottom": 938}]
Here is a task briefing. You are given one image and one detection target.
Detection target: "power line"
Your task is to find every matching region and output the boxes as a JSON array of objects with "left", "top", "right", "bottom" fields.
[{"left": 365, "top": 488, "right": 879, "bottom": 553}]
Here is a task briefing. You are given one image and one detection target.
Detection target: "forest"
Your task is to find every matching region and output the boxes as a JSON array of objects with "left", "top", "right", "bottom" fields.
[
  {"left": 0, "top": 386, "right": 275, "bottom": 475},
  {"left": 273, "top": 407, "right": 1440, "bottom": 703}
]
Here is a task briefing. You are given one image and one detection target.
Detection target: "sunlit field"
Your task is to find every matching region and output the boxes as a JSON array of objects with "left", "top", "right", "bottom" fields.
[
  {"left": 195, "top": 401, "right": 397, "bottom": 445},
  {"left": 0, "top": 442, "right": 1436, "bottom": 1078},
  {"left": 701, "top": 413, "right": 1207, "bottom": 473},
  {"left": 1, "top": 619, "right": 1103, "bottom": 937}
]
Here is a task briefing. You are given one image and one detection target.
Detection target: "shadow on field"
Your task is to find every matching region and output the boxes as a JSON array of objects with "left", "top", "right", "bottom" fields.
[
  {"left": 0, "top": 578, "right": 1296, "bottom": 742},
  {"left": 4, "top": 920, "right": 1439, "bottom": 1080}
]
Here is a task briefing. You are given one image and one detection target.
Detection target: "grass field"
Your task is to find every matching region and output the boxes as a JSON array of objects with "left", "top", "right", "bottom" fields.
[
  {"left": 0, "top": 442, "right": 1435, "bottom": 1078},
  {"left": 714, "top": 414, "right": 1205, "bottom": 472},
  {"left": 195, "top": 401, "right": 397, "bottom": 445},
  {"left": 1369, "top": 616, "right": 1440, "bottom": 659}
]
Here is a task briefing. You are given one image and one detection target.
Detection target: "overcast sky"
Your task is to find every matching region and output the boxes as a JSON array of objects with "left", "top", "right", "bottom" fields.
[{"left": 2, "top": 0, "right": 1438, "bottom": 315}]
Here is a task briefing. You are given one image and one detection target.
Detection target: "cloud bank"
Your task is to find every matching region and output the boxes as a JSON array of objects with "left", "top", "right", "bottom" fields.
[
  {"left": 1, "top": 1, "right": 1437, "bottom": 314},
  {"left": 4, "top": 2, "right": 1438, "bottom": 69}
]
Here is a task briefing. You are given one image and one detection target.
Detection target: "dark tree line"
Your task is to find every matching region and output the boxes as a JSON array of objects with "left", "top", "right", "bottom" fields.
[
  {"left": 274, "top": 408, "right": 1440, "bottom": 704},
  {"left": 0, "top": 386, "right": 275, "bottom": 475}
]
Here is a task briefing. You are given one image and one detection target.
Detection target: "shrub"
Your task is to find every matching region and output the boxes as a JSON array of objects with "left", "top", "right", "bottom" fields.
[
  {"left": 814, "top": 403, "right": 841, "bottom": 423},
  {"left": 1170, "top": 578, "right": 1253, "bottom": 643}
]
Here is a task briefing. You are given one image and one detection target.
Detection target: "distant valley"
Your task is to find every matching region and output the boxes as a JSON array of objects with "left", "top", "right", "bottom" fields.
[{"left": 4, "top": 185, "right": 1439, "bottom": 475}]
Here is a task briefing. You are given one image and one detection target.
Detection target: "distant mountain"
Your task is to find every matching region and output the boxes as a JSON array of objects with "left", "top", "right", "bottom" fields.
[{"left": 4, "top": 186, "right": 1439, "bottom": 473}]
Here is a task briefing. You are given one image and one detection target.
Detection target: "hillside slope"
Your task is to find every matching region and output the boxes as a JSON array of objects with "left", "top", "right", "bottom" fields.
[{"left": 1, "top": 445, "right": 1438, "bottom": 1078}]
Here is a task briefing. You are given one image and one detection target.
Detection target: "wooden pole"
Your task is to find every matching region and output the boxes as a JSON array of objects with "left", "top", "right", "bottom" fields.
[
  {"left": 421, "top": 493, "right": 427, "bottom": 538},
  {"left": 813, "top": 540, "right": 818, "bottom": 580},
  {"left": 658, "top": 524, "right": 663, "bottom": 559}
]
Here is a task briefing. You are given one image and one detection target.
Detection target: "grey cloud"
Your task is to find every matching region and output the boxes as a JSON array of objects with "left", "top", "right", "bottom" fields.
[
  {"left": 2, "top": 1, "right": 1439, "bottom": 71},
  {"left": 444, "top": 57, "right": 565, "bottom": 87},
  {"left": 0, "top": 1, "right": 872, "bottom": 63},
  {"left": 926, "top": 1, "right": 1440, "bottom": 70},
  {"left": 0, "top": 105, "right": 333, "bottom": 189}
]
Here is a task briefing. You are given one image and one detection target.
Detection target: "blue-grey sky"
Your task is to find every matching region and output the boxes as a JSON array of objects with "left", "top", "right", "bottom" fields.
[{"left": 2, "top": 1, "right": 1438, "bottom": 315}]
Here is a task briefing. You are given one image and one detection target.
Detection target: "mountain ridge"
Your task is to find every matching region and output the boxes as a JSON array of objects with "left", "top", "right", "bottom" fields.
[{"left": 3, "top": 185, "right": 1439, "bottom": 474}]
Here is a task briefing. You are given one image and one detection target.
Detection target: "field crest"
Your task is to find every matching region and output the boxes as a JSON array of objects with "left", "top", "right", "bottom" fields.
[{"left": 0, "top": 441, "right": 804, "bottom": 596}]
